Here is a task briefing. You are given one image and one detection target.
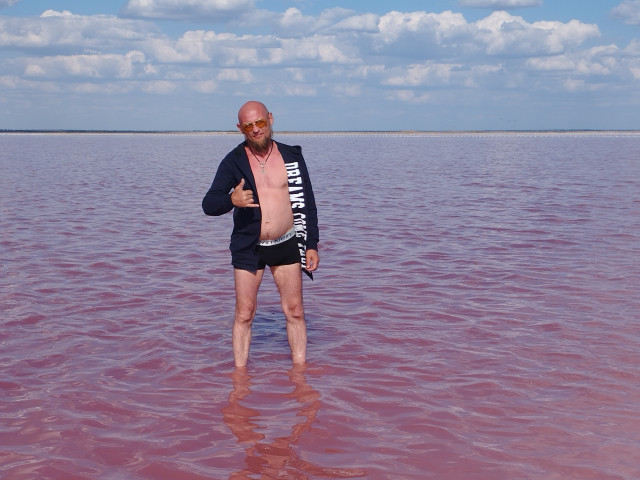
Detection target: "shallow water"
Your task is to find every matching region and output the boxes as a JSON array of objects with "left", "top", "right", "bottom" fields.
[{"left": 2, "top": 132, "right": 640, "bottom": 479}]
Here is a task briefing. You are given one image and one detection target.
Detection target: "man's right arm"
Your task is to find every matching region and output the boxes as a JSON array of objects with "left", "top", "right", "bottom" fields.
[{"left": 202, "top": 159, "right": 236, "bottom": 216}]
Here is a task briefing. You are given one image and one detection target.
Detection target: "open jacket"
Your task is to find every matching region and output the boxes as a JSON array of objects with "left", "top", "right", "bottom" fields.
[{"left": 202, "top": 141, "right": 319, "bottom": 278}]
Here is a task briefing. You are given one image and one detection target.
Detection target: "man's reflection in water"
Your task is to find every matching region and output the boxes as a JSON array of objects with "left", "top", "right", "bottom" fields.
[{"left": 222, "top": 365, "right": 365, "bottom": 479}]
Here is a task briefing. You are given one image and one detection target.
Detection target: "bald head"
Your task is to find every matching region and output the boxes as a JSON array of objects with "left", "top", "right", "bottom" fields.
[{"left": 238, "top": 101, "right": 269, "bottom": 124}]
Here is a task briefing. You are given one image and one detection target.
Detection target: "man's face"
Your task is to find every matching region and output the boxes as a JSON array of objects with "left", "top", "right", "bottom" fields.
[{"left": 238, "top": 107, "right": 273, "bottom": 153}]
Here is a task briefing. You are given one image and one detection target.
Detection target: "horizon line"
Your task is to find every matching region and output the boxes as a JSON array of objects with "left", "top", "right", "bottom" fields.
[{"left": 3, "top": 128, "right": 640, "bottom": 135}]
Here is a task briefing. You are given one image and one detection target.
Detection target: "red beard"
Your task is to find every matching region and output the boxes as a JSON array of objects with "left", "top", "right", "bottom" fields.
[{"left": 246, "top": 130, "right": 272, "bottom": 154}]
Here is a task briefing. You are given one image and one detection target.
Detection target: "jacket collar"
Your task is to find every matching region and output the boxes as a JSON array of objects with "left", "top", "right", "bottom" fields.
[{"left": 235, "top": 142, "right": 256, "bottom": 190}]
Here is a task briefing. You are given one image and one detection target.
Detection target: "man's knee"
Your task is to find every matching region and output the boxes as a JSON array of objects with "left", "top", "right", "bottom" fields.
[
  {"left": 283, "top": 301, "right": 304, "bottom": 322},
  {"left": 235, "top": 302, "right": 256, "bottom": 325}
]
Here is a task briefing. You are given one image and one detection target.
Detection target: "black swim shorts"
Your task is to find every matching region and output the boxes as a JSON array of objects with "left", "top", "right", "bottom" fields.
[{"left": 256, "top": 235, "right": 301, "bottom": 269}]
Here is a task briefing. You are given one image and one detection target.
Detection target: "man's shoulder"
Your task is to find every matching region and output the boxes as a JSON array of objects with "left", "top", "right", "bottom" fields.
[
  {"left": 275, "top": 141, "right": 302, "bottom": 153},
  {"left": 232, "top": 142, "right": 247, "bottom": 155},
  {"left": 221, "top": 143, "right": 247, "bottom": 162}
]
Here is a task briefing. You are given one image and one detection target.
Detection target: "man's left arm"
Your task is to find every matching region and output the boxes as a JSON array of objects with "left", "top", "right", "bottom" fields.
[
  {"left": 301, "top": 156, "right": 319, "bottom": 272},
  {"left": 305, "top": 249, "right": 319, "bottom": 272}
]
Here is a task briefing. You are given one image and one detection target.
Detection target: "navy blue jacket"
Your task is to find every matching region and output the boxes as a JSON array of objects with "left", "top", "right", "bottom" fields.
[{"left": 202, "top": 141, "right": 319, "bottom": 277}]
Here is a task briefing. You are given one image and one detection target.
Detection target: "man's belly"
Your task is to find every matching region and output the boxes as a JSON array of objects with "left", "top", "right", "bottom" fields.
[
  {"left": 256, "top": 182, "right": 294, "bottom": 241},
  {"left": 259, "top": 216, "right": 294, "bottom": 241}
]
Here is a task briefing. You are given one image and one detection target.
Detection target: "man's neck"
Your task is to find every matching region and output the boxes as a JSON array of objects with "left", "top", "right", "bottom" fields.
[{"left": 247, "top": 139, "right": 273, "bottom": 157}]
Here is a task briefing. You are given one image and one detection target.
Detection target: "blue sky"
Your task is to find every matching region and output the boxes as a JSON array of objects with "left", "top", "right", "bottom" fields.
[{"left": 1, "top": 0, "right": 639, "bottom": 131}]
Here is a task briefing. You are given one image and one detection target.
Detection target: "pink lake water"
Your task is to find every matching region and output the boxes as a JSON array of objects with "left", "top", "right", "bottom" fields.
[{"left": 1, "top": 132, "right": 640, "bottom": 479}]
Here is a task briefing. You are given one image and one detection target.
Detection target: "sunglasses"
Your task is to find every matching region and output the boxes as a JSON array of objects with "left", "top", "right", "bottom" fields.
[{"left": 240, "top": 118, "right": 268, "bottom": 133}]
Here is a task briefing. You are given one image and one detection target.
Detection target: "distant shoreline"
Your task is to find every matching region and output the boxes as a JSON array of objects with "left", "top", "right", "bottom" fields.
[{"left": 2, "top": 129, "right": 640, "bottom": 135}]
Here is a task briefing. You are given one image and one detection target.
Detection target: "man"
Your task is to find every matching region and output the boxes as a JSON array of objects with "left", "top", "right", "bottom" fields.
[{"left": 202, "top": 101, "right": 319, "bottom": 368}]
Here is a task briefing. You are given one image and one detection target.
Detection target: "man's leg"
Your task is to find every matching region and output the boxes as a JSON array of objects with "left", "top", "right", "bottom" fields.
[
  {"left": 233, "top": 268, "right": 264, "bottom": 368},
  {"left": 271, "top": 263, "right": 306, "bottom": 364}
]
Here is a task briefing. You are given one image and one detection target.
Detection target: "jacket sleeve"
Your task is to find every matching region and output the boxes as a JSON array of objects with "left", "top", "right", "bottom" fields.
[
  {"left": 202, "top": 154, "right": 236, "bottom": 216},
  {"left": 300, "top": 158, "right": 319, "bottom": 251}
]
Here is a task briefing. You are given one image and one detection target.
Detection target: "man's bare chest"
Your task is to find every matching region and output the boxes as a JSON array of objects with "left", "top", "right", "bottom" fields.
[{"left": 250, "top": 155, "right": 289, "bottom": 194}]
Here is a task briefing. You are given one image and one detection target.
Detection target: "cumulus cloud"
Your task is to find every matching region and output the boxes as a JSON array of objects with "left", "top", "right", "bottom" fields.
[
  {"left": 374, "top": 10, "right": 473, "bottom": 59},
  {"left": 1, "top": 3, "right": 638, "bottom": 129},
  {"left": 0, "top": 5, "right": 611, "bottom": 105},
  {"left": 383, "top": 61, "right": 502, "bottom": 89},
  {"left": 279, "top": 35, "right": 360, "bottom": 64},
  {"left": 527, "top": 45, "right": 619, "bottom": 76},
  {"left": 385, "top": 62, "right": 461, "bottom": 87},
  {"left": 0, "top": 7, "right": 600, "bottom": 73},
  {"left": 193, "top": 79, "right": 217, "bottom": 93},
  {"left": 144, "top": 30, "right": 222, "bottom": 63},
  {"left": 23, "top": 51, "right": 146, "bottom": 79},
  {"left": 612, "top": 0, "right": 640, "bottom": 25},
  {"left": 120, "top": 0, "right": 255, "bottom": 21},
  {"left": 142, "top": 80, "right": 176, "bottom": 94},
  {"left": 223, "top": 7, "right": 379, "bottom": 38},
  {"left": 373, "top": 10, "right": 599, "bottom": 59},
  {"left": 474, "top": 11, "right": 600, "bottom": 55},
  {"left": 139, "top": 27, "right": 360, "bottom": 67},
  {"left": 274, "top": 7, "right": 380, "bottom": 36},
  {"left": 332, "top": 12, "right": 380, "bottom": 33},
  {"left": 387, "top": 90, "right": 432, "bottom": 104},
  {"left": 0, "top": 10, "right": 158, "bottom": 51},
  {"left": 459, "top": 0, "right": 543, "bottom": 8}
]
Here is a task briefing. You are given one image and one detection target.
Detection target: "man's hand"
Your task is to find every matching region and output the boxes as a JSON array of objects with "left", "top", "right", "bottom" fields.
[
  {"left": 231, "top": 178, "right": 259, "bottom": 208},
  {"left": 305, "top": 249, "right": 319, "bottom": 272}
]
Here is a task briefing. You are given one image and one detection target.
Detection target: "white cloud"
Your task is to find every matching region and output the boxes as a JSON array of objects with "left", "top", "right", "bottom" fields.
[
  {"left": 333, "top": 83, "right": 362, "bottom": 97},
  {"left": 377, "top": 10, "right": 469, "bottom": 45},
  {"left": 0, "top": 10, "right": 157, "bottom": 50},
  {"left": 612, "top": 0, "right": 640, "bottom": 25},
  {"left": 193, "top": 79, "right": 217, "bottom": 93},
  {"left": 277, "top": 7, "right": 315, "bottom": 35},
  {"left": 280, "top": 35, "right": 359, "bottom": 64},
  {"left": 143, "top": 79, "right": 176, "bottom": 93},
  {"left": 374, "top": 10, "right": 475, "bottom": 60},
  {"left": 145, "top": 30, "right": 221, "bottom": 63},
  {"left": 527, "top": 54, "right": 611, "bottom": 76},
  {"left": 139, "top": 26, "right": 361, "bottom": 67},
  {"left": 383, "top": 61, "right": 503, "bottom": 91},
  {"left": 0, "top": 5, "right": 616, "bottom": 108},
  {"left": 372, "top": 10, "right": 599, "bottom": 60},
  {"left": 474, "top": 12, "right": 600, "bottom": 55},
  {"left": 385, "top": 62, "right": 461, "bottom": 87},
  {"left": 459, "top": 0, "right": 542, "bottom": 8},
  {"left": 73, "top": 82, "right": 134, "bottom": 94},
  {"left": 0, "top": 75, "right": 21, "bottom": 88},
  {"left": 227, "top": 7, "right": 379, "bottom": 39},
  {"left": 387, "top": 90, "right": 432, "bottom": 103},
  {"left": 331, "top": 13, "right": 380, "bottom": 33},
  {"left": 280, "top": 84, "right": 317, "bottom": 97},
  {"left": 624, "top": 38, "right": 640, "bottom": 60},
  {"left": 216, "top": 68, "right": 253, "bottom": 83},
  {"left": 41, "top": 9, "right": 72, "bottom": 17},
  {"left": 563, "top": 78, "right": 586, "bottom": 91},
  {"left": 351, "top": 64, "right": 386, "bottom": 80},
  {"left": 1, "top": 5, "right": 639, "bottom": 130},
  {"left": 23, "top": 51, "right": 146, "bottom": 79},
  {"left": 526, "top": 44, "right": 631, "bottom": 82},
  {"left": 120, "top": 0, "right": 254, "bottom": 21},
  {"left": 0, "top": 8, "right": 603, "bottom": 74},
  {"left": 0, "top": 0, "right": 20, "bottom": 8},
  {"left": 277, "top": 7, "right": 379, "bottom": 36}
]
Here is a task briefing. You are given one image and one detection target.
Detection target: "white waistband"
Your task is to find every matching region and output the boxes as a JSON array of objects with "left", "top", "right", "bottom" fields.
[{"left": 258, "top": 227, "right": 296, "bottom": 247}]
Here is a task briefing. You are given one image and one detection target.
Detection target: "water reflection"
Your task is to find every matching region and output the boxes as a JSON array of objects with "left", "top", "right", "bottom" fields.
[{"left": 222, "top": 365, "right": 365, "bottom": 479}]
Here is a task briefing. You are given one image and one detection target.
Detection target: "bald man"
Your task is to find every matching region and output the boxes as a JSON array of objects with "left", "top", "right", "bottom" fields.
[{"left": 202, "top": 101, "right": 319, "bottom": 368}]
